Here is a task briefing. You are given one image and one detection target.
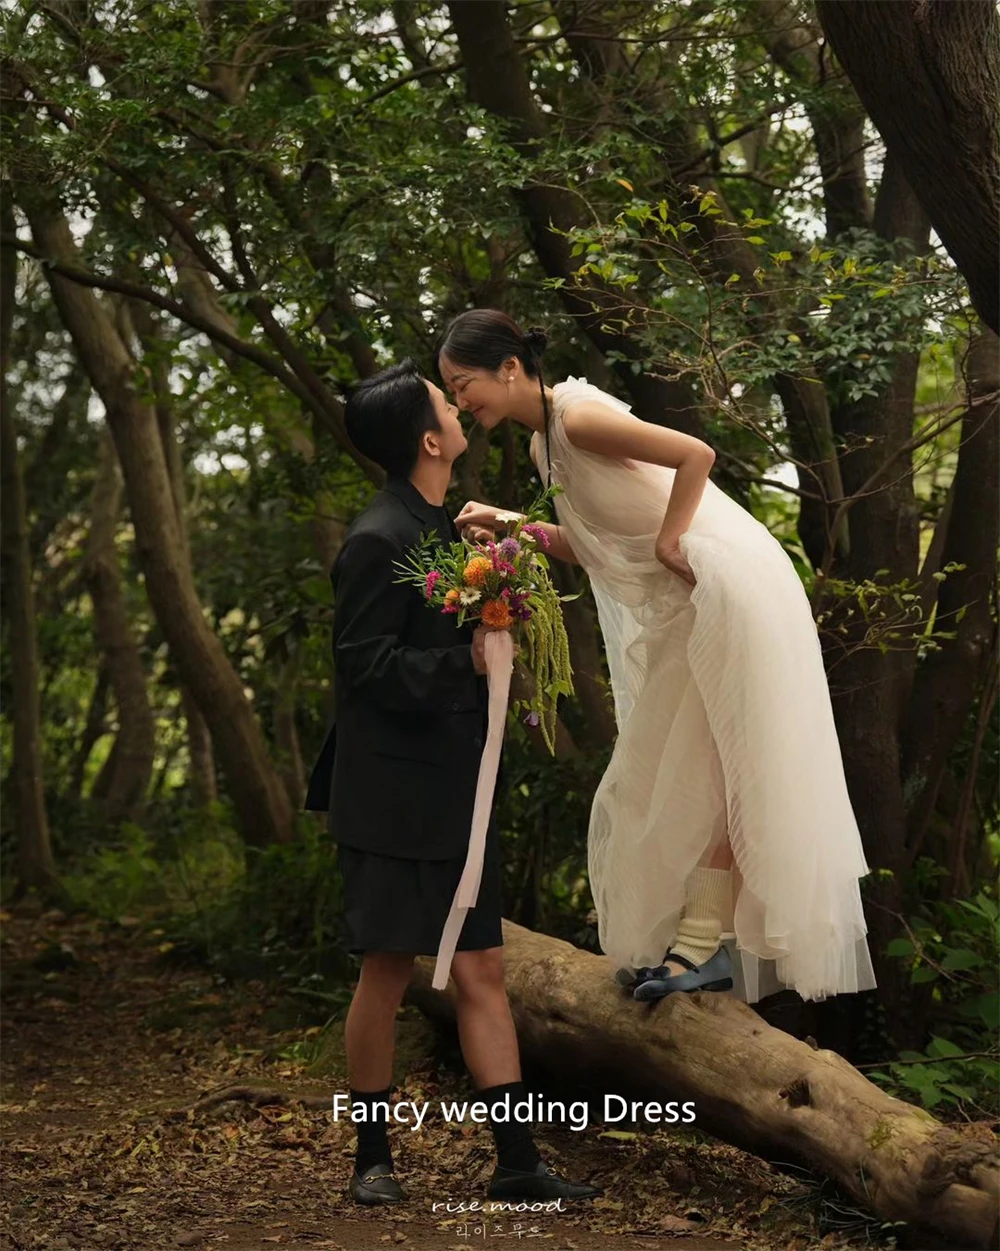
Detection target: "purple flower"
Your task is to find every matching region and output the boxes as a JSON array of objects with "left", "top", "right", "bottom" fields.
[
  {"left": 524, "top": 711, "right": 541, "bottom": 728},
  {"left": 498, "top": 536, "right": 520, "bottom": 561}
]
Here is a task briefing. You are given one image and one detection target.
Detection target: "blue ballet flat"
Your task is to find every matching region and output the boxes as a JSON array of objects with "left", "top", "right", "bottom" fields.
[
  {"left": 615, "top": 965, "right": 661, "bottom": 989},
  {"left": 632, "top": 946, "right": 733, "bottom": 1001}
]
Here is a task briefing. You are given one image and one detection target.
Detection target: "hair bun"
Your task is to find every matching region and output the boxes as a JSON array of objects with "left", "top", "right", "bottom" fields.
[{"left": 523, "top": 326, "right": 549, "bottom": 356}]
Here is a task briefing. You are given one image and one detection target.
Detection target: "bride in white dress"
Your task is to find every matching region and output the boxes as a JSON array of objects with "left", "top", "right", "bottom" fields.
[{"left": 437, "top": 310, "right": 875, "bottom": 1004}]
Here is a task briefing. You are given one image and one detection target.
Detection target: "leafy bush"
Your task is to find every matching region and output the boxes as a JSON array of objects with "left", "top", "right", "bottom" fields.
[
  {"left": 869, "top": 889, "right": 999, "bottom": 1116},
  {"left": 163, "top": 819, "right": 353, "bottom": 994}
]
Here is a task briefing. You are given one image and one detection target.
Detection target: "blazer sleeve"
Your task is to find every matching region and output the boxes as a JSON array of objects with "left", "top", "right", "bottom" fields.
[{"left": 333, "top": 531, "right": 481, "bottom": 714}]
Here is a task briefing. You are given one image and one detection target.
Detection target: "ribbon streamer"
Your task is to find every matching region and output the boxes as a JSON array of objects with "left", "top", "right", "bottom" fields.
[{"left": 432, "top": 628, "right": 515, "bottom": 990}]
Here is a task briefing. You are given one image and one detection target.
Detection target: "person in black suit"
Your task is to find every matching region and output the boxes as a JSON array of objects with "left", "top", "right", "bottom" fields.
[{"left": 305, "top": 360, "right": 599, "bottom": 1207}]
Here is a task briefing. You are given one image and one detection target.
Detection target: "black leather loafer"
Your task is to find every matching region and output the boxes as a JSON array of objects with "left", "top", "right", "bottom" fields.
[
  {"left": 487, "top": 1160, "right": 602, "bottom": 1200},
  {"left": 349, "top": 1162, "right": 407, "bottom": 1205}
]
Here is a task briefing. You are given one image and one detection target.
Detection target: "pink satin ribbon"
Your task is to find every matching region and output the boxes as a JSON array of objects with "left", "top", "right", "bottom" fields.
[{"left": 432, "top": 628, "right": 515, "bottom": 989}]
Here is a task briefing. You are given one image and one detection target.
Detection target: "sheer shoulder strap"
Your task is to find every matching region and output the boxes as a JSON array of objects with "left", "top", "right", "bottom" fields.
[{"left": 553, "top": 376, "right": 635, "bottom": 416}]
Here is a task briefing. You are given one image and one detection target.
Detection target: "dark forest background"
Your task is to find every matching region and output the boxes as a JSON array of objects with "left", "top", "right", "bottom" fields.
[{"left": 2, "top": 0, "right": 997, "bottom": 1117}]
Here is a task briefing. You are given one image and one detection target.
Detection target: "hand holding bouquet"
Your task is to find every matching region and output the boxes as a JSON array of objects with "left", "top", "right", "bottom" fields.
[{"left": 394, "top": 488, "right": 575, "bottom": 754}]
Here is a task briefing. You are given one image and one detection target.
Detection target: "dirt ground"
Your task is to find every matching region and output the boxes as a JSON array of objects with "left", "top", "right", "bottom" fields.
[{"left": 1, "top": 908, "right": 886, "bottom": 1251}]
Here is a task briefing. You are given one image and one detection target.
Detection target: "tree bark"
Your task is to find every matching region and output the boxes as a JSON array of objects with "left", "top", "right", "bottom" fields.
[
  {"left": 409, "top": 922, "right": 1000, "bottom": 1251},
  {"left": 816, "top": 0, "right": 1000, "bottom": 336},
  {"left": 24, "top": 201, "right": 295, "bottom": 848},
  {"left": 83, "top": 428, "right": 156, "bottom": 823},
  {"left": 0, "top": 216, "right": 60, "bottom": 897}
]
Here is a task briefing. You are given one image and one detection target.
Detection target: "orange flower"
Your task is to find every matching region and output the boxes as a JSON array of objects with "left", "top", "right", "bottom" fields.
[
  {"left": 481, "top": 599, "right": 514, "bottom": 630},
  {"left": 463, "top": 556, "right": 492, "bottom": 587},
  {"left": 444, "top": 588, "right": 462, "bottom": 607}
]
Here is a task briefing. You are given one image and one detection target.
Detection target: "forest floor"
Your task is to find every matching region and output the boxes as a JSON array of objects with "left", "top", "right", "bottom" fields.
[{"left": 2, "top": 906, "right": 897, "bottom": 1251}]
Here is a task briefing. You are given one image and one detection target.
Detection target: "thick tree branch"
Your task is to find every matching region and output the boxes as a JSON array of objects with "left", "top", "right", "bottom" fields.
[{"left": 448, "top": 0, "right": 703, "bottom": 435}]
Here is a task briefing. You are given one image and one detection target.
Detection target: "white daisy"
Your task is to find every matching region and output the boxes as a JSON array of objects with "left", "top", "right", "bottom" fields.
[{"left": 460, "top": 589, "right": 482, "bottom": 606}]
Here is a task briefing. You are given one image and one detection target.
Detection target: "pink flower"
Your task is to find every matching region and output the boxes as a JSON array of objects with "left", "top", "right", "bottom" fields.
[
  {"left": 425, "top": 570, "right": 442, "bottom": 599},
  {"left": 521, "top": 524, "right": 550, "bottom": 550}
]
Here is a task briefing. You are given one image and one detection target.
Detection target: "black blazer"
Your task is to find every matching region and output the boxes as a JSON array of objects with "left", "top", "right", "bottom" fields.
[{"left": 304, "top": 476, "right": 487, "bottom": 859}]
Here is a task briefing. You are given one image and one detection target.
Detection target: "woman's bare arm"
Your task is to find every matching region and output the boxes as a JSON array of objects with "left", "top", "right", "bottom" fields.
[{"left": 561, "top": 400, "right": 714, "bottom": 582}]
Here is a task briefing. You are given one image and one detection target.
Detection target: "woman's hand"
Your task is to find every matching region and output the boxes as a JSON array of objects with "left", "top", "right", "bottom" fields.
[
  {"left": 456, "top": 500, "right": 521, "bottom": 544},
  {"left": 655, "top": 537, "right": 696, "bottom": 586}
]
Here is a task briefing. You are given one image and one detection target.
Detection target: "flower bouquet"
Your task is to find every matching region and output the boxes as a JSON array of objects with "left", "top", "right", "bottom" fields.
[{"left": 393, "top": 487, "right": 575, "bottom": 755}]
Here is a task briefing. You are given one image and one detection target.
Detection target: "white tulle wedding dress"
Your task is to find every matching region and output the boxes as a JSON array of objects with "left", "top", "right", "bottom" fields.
[{"left": 532, "top": 378, "right": 876, "bottom": 1003}]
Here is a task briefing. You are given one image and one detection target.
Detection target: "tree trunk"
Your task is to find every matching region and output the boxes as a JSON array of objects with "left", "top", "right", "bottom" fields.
[
  {"left": 180, "top": 685, "right": 218, "bottom": 807},
  {"left": 132, "top": 301, "right": 219, "bottom": 808},
  {"left": 902, "top": 330, "right": 1000, "bottom": 863},
  {"left": 274, "top": 649, "right": 306, "bottom": 810},
  {"left": 551, "top": 563, "right": 616, "bottom": 750},
  {"left": 816, "top": 167, "right": 930, "bottom": 1039},
  {"left": 25, "top": 201, "right": 295, "bottom": 848},
  {"left": 70, "top": 663, "right": 111, "bottom": 799},
  {"left": 409, "top": 922, "right": 1000, "bottom": 1251},
  {"left": 0, "top": 219, "right": 59, "bottom": 897},
  {"left": 816, "top": 0, "right": 1000, "bottom": 335},
  {"left": 757, "top": 0, "right": 873, "bottom": 238},
  {"left": 83, "top": 428, "right": 156, "bottom": 823}
]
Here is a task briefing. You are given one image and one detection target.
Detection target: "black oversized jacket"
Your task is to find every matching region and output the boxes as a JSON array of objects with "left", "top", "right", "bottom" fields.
[{"left": 304, "top": 476, "right": 487, "bottom": 859}]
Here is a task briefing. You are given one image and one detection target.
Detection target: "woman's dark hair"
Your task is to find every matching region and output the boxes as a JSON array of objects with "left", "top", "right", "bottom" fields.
[
  {"left": 344, "top": 358, "right": 439, "bottom": 478},
  {"left": 437, "top": 309, "right": 552, "bottom": 486},
  {"left": 437, "top": 309, "right": 546, "bottom": 380}
]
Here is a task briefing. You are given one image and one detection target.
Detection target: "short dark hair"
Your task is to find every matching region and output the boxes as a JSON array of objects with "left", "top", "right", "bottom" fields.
[
  {"left": 437, "top": 309, "right": 547, "bottom": 381},
  {"left": 344, "top": 359, "right": 439, "bottom": 478}
]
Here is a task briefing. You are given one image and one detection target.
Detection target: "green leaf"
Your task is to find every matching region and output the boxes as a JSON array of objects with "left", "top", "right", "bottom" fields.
[
  {"left": 886, "top": 938, "right": 915, "bottom": 958},
  {"left": 926, "top": 1036, "right": 965, "bottom": 1059},
  {"left": 940, "top": 949, "right": 982, "bottom": 972}
]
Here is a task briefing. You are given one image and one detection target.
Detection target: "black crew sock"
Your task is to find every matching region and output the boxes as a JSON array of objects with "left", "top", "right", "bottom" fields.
[
  {"left": 350, "top": 1086, "right": 393, "bottom": 1175},
  {"left": 478, "top": 1081, "right": 543, "bottom": 1173}
]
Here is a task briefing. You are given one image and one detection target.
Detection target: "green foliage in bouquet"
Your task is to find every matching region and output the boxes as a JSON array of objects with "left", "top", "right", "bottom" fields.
[{"left": 394, "top": 487, "right": 574, "bottom": 754}]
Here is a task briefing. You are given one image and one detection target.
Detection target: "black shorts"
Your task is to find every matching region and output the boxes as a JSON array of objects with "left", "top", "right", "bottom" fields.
[{"left": 338, "top": 825, "right": 503, "bottom": 956}]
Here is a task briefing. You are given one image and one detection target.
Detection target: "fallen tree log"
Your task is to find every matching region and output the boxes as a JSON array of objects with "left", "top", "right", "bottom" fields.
[{"left": 408, "top": 920, "right": 998, "bottom": 1250}]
